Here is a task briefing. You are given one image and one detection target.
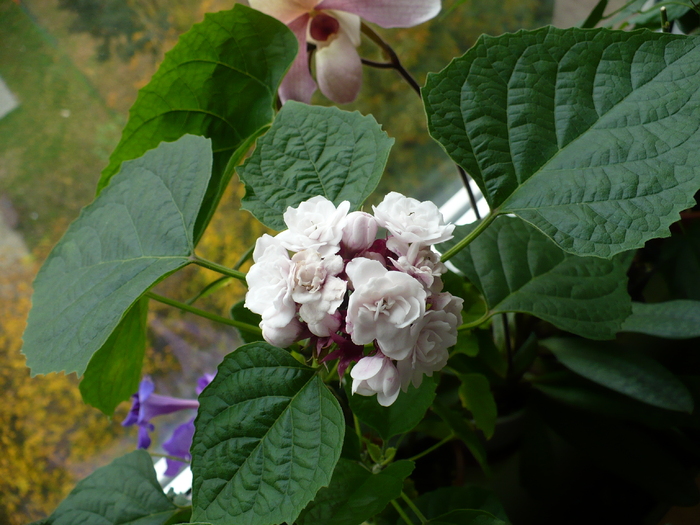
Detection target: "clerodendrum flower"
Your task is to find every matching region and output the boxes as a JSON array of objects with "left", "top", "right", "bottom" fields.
[{"left": 248, "top": 0, "right": 441, "bottom": 104}]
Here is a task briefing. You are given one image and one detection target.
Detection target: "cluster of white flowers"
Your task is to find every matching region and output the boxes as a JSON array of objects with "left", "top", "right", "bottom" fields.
[{"left": 245, "top": 192, "right": 463, "bottom": 406}]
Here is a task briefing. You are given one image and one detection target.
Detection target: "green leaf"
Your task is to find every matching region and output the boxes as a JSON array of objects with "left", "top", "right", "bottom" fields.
[
  {"left": 98, "top": 5, "right": 296, "bottom": 241},
  {"left": 230, "top": 300, "right": 264, "bottom": 343},
  {"left": 297, "top": 459, "right": 414, "bottom": 525},
  {"left": 23, "top": 135, "right": 212, "bottom": 376},
  {"left": 425, "top": 27, "right": 700, "bottom": 257},
  {"left": 430, "top": 509, "right": 506, "bottom": 525},
  {"left": 348, "top": 375, "right": 437, "bottom": 441},
  {"left": 621, "top": 300, "right": 700, "bottom": 338},
  {"left": 542, "top": 337, "right": 694, "bottom": 412},
  {"left": 441, "top": 216, "right": 632, "bottom": 339},
  {"left": 43, "top": 450, "right": 179, "bottom": 525},
  {"left": 415, "top": 486, "right": 509, "bottom": 524},
  {"left": 458, "top": 373, "right": 497, "bottom": 439},
  {"left": 191, "top": 342, "right": 344, "bottom": 525},
  {"left": 79, "top": 297, "right": 149, "bottom": 415},
  {"left": 431, "top": 399, "right": 491, "bottom": 476},
  {"left": 238, "top": 101, "right": 394, "bottom": 230}
]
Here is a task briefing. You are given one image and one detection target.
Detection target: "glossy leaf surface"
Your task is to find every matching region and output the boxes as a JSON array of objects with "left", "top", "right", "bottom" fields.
[{"left": 191, "top": 343, "right": 344, "bottom": 525}]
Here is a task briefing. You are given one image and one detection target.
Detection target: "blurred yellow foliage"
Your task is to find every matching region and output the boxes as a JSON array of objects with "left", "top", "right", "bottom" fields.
[{"left": 0, "top": 263, "right": 125, "bottom": 524}]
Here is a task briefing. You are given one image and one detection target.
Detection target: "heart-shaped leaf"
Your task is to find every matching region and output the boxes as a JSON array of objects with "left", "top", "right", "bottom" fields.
[
  {"left": 425, "top": 27, "right": 700, "bottom": 257},
  {"left": 22, "top": 135, "right": 212, "bottom": 376},
  {"left": 98, "top": 4, "right": 296, "bottom": 241},
  {"left": 441, "top": 216, "right": 632, "bottom": 339},
  {"left": 238, "top": 101, "right": 394, "bottom": 230},
  {"left": 43, "top": 450, "right": 179, "bottom": 525},
  {"left": 191, "top": 342, "right": 345, "bottom": 525}
]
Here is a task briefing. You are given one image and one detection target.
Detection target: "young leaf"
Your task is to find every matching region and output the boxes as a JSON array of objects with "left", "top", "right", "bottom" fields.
[
  {"left": 296, "top": 459, "right": 414, "bottom": 525},
  {"left": 79, "top": 297, "right": 149, "bottom": 415},
  {"left": 230, "top": 300, "right": 264, "bottom": 344},
  {"left": 425, "top": 27, "right": 700, "bottom": 258},
  {"left": 458, "top": 373, "right": 498, "bottom": 439},
  {"left": 238, "top": 101, "right": 394, "bottom": 230},
  {"left": 621, "top": 300, "right": 700, "bottom": 338},
  {"left": 42, "top": 450, "right": 179, "bottom": 525},
  {"left": 542, "top": 337, "right": 694, "bottom": 412},
  {"left": 191, "top": 342, "right": 345, "bottom": 525},
  {"left": 347, "top": 375, "right": 437, "bottom": 441},
  {"left": 98, "top": 4, "right": 296, "bottom": 241},
  {"left": 22, "top": 135, "right": 212, "bottom": 376},
  {"left": 441, "top": 216, "right": 632, "bottom": 339}
]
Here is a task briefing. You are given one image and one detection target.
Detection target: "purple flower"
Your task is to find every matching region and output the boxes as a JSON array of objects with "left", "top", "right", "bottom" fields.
[
  {"left": 122, "top": 377, "right": 199, "bottom": 449},
  {"left": 162, "top": 418, "right": 195, "bottom": 477}
]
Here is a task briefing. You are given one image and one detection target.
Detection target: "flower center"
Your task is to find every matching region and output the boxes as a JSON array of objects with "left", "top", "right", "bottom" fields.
[{"left": 309, "top": 12, "right": 340, "bottom": 42}]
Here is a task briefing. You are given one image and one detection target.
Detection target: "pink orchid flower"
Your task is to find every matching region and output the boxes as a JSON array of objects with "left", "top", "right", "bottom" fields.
[{"left": 249, "top": 0, "right": 441, "bottom": 104}]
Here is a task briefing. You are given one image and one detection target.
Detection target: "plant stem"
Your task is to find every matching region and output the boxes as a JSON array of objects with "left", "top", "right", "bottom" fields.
[
  {"left": 354, "top": 414, "right": 363, "bottom": 445},
  {"left": 391, "top": 500, "right": 415, "bottom": 525},
  {"left": 149, "top": 452, "right": 190, "bottom": 464},
  {"left": 457, "top": 312, "right": 491, "bottom": 331},
  {"left": 233, "top": 244, "right": 255, "bottom": 270},
  {"left": 360, "top": 22, "right": 421, "bottom": 96},
  {"left": 440, "top": 211, "right": 499, "bottom": 262},
  {"left": 192, "top": 255, "right": 247, "bottom": 282},
  {"left": 407, "top": 433, "right": 455, "bottom": 462},
  {"left": 146, "top": 291, "right": 262, "bottom": 336},
  {"left": 401, "top": 492, "right": 428, "bottom": 524}
]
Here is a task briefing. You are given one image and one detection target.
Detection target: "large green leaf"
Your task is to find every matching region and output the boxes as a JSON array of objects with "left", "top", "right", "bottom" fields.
[
  {"left": 297, "top": 459, "right": 414, "bottom": 525},
  {"left": 22, "top": 135, "right": 211, "bottom": 376},
  {"left": 441, "top": 216, "right": 632, "bottom": 339},
  {"left": 98, "top": 4, "right": 296, "bottom": 241},
  {"left": 542, "top": 337, "right": 694, "bottom": 412},
  {"left": 44, "top": 450, "right": 179, "bottom": 525},
  {"left": 425, "top": 27, "right": 700, "bottom": 257},
  {"left": 238, "top": 101, "right": 394, "bottom": 230},
  {"left": 347, "top": 375, "right": 437, "bottom": 441},
  {"left": 191, "top": 342, "right": 345, "bottom": 525},
  {"left": 79, "top": 297, "right": 149, "bottom": 415},
  {"left": 621, "top": 300, "right": 700, "bottom": 338}
]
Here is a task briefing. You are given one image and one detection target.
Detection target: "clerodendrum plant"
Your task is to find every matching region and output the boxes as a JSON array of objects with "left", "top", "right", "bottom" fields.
[{"left": 21, "top": 0, "right": 700, "bottom": 523}]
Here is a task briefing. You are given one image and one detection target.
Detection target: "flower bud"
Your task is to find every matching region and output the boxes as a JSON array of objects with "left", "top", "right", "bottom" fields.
[{"left": 342, "top": 211, "right": 378, "bottom": 254}]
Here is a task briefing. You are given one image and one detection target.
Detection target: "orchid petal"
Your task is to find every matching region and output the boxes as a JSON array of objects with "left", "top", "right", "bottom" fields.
[
  {"left": 249, "top": 0, "right": 321, "bottom": 24},
  {"left": 279, "top": 15, "right": 317, "bottom": 104},
  {"left": 317, "top": 0, "right": 441, "bottom": 28},
  {"left": 314, "top": 20, "right": 362, "bottom": 103}
]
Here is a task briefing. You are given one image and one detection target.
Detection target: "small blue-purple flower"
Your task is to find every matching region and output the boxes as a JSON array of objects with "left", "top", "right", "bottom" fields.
[
  {"left": 122, "top": 377, "right": 199, "bottom": 449},
  {"left": 162, "top": 418, "right": 195, "bottom": 476}
]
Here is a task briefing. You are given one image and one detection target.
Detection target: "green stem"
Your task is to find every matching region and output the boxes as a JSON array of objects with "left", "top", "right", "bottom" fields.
[
  {"left": 391, "top": 500, "right": 415, "bottom": 525},
  {"left": 233, "top": 244, "right": 255, "bottom": 271},
  {"left": 360, "top": 22, "right": 421, "bottom": 96},
  {"left": 440, "top": 211, "right": 499, "bottom": 262},
  {"left": 457, "top": 312, "right": 492, "bottom": 332},
  {"left": 401, "top": 492, "right": 428, "bottom": 524},
  {"left": 192, "top": 255, "right": 247, "bottom": 282},
  {"left": 149, "top": 452, "right": 190, "bottom": 464},
  {"left": 146, "top": 291, "right": 262, "bottom": 336},
  {"left": 354, "top": 414, "right": 363, "bottom": 445},
  {"left": 407, "top": 433, "right": 455, "bottom": 462}
]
